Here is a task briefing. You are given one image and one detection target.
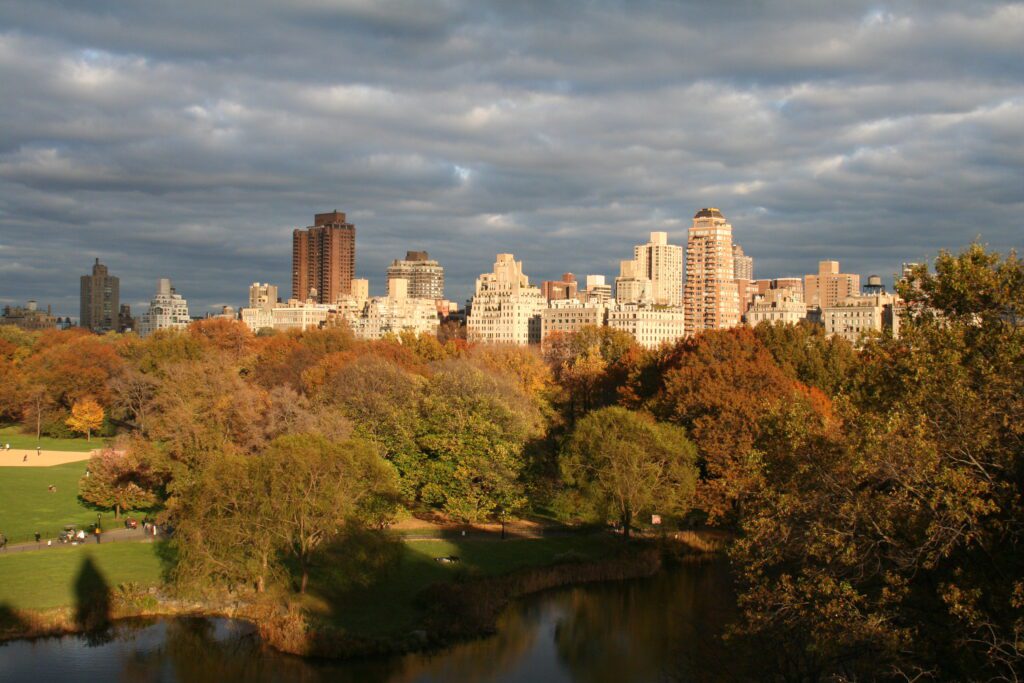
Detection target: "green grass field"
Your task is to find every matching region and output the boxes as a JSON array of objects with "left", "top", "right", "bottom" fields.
[
  {"left": 0, "top": 426, "right": 104, "bottom": 452},
  {"left": 311, "top": 534, "right": 621, "bottom": 635},
  {"left": 0, "top": 542, "right": 164, "bottom": 611},
  {"left": 0, "top": 462, "right": 147, "bottom": 544}
]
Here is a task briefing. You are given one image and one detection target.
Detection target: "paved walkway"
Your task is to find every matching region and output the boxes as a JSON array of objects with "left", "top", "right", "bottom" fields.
[
  {"left": 0, "top": 527, "right": 163, "bottom": 555},
  {"left": 0, "top": 449, "right": 95, "bottom": 467}
]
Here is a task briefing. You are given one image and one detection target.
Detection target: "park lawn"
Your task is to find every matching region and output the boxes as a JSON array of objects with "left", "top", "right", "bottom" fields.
[
  {"left": 0, "top": 426, "right": 104, "bottom": 452},
  {"left": 0, "top": 462, "right": 148, "bottom": 544},
  {"left": 0, "top": 542, "right": 165, "bottom": 611},
  {"left": 308, "top": 534, "right": 621, "bottom": 636}
]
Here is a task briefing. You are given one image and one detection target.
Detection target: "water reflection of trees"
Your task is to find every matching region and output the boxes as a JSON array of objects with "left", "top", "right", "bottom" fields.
[{"left": 553, "top": 561, "right": 738, "bottom": 683}]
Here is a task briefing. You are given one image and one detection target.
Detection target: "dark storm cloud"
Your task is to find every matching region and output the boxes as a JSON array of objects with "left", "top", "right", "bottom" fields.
[{"left": 0, "top": 0, "right": 1021, "bottom": 317}]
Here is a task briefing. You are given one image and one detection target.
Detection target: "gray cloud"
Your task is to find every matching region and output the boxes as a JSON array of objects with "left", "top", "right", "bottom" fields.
[{"left": 0, "top": 0, "right": 1021, "bottom": 317}]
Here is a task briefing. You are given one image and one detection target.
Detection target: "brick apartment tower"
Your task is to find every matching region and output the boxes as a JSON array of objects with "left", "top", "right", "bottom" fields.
[
  {"left": 80, "top": 258, "right": 120, "bottom": 333},
  {"left": 292, "top": 211, "right": 356, "bottom": 303},
  {"left": 684, "top": 208, "right": 740, "bottom": 336}
]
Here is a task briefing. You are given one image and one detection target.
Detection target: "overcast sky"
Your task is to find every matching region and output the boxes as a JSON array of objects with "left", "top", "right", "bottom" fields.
[{"left": 1, "top": 0, "right": 1021, "bottom": 318}]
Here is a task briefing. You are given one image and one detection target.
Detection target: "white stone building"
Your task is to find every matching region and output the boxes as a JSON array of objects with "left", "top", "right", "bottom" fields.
[
  {"left": 467, "top": 254, "right": 546, "bottom": 345},
  {"left": 240, "top": 299, "right": 331, "bottom": 333},
  {"left": 137, "top": 279, "right": 191, "bottom": 337},
  {"left": 345, "top": 278, "right": 440, "bottom": 340},
  {"left": 607, "top": 304, "right": 687, "bottom": 349},
  {"left": 614, "top": 259, "right": 652, "bottom": 305},
  {"left": 745, "top": 288, "right": 807, "bottom": 327}
]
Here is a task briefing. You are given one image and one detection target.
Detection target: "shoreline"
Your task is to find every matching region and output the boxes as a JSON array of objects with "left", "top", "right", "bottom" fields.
[{"left": 0, "top": 531, "right": 727, "bottom": 659}]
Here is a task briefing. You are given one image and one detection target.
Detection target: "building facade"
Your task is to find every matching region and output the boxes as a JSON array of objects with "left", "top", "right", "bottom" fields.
[
  {"left": 248, "top": 283, "right": 279, "bottom": 309},
  {"left": 345, "top": 278, "right": 440, "bottom": 340},
  {"left": 467, "top": 253, "right": 546, "bottom": 345},
  {"left": 80, "top": 258, "right": 120, "bottom": 333},
  {"left": 615, "top": 259, "right": 652, "bottom": 305},
  {"left": 805, "top": 260, "right": 860, "bottom": 310},
  {"left": 732, "top": 243, "right": 753, "bottom": 281},
  {"left": 607, "top": 304, "right": 687, "bottom": 349},
  {"left": 386, "top": 251, "right": 444, "bottom": 300},
  {"left": 292, "top": 210, "right": 356, "bottom": 303},
  {"left": 241, "top": 299, "right": 331, "bottom": 333},
  {"left": 634, "top": 231, "right": 684, "bottom": 306},
  {"left": 582, "top": 275, "right": 613, "bottom": 306},
  {"left": 823, "top": 292, "right": 901, "bottom": 345},
  {"left": 684, "top": 208, "right": 741, "bottom": 336},
  {"left": 541, "top": 273, "right": 579, "bottom": 302},
  {"left": 745, "top": 288, "right": 807, "bottom": 327},
  {"left": 0, "top": 301, "right": 59, "bottom": 331},
  {"left": 137, "top": 279, "right": 191, "bottom": 337},
  {"left": 541, "top": 299, "right": 606, "bottom": 343}
]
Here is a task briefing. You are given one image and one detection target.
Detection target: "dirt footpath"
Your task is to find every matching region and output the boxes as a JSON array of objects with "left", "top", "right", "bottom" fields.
[{"left": 0, "top": 449, "right": 95, "bottom": 467}]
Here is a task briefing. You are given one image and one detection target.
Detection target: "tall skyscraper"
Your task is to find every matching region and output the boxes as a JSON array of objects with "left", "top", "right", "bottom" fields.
[
  {"left": 80, "top": 258, "right": 120, "bottom": 333},
  {"left": 804, "top": 260, "right": 860, "bottom": 310},
  {"left": 292, "top": 211, "right": 356, "bottom": 304},
  {"left": 684, "top": 208, "right": 740, "bottom": 336},
  {"left": 732, "top": 243, "right": 753, "bottom": 281},
  {"left": 386, "top": 251, "right": 445, "bottom": 300},
  {"left": 633, "top": 231, "right": 684, "bottom": 305}
]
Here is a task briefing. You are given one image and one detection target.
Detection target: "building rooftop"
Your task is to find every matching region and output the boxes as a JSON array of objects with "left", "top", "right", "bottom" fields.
[{"left": 694, "top": 207, "right": 724, "bottom": 219}]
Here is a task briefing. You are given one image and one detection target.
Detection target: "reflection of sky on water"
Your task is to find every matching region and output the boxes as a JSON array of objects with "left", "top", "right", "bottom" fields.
[{"left": 0, "top": 561, "right": 736, "bottom": 683}]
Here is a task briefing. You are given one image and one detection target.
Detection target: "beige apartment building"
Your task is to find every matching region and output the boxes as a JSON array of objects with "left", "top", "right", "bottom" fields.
[
  {"left": 823, "top": 292, "right": 901, "bottom": 345},
  {"left": 541, "top": 299, "right": 606, "bottom": 343},
  {"left": 467, "top": 254, "right": 546, "bottom": 345},
  {"left": 386, "top": 251, "right": 444, "bottom": 300},
  {"left": 241, "top": 298, "right": 331, "bottom": 333},
  {"left": 137, "top": 279, "right": 191, "bottom": 337},
  {"left": 582, "top": 275, "right": 612, "bottom": 305},
  {"left": 684, "top": 208, "right": 741, "bottom": 336},
  {"left": 614, "top": 259, "right": 652, "bottom": 305},
  {"left": 805, "top": 261, "right": 860, "bottom": 310},
  {"left": 292, "top": 211, "right": 356, "bottom": 303},
  {"left": 345, "top": 278, "right": 440, "bottom": 340},
  {"left": 80, "top": 258, "right": 120, "bottom": 333},
  {"left": 248, "top": 282, "right": 279, "bottom": 309},
  {"left": 1, "top": 301, "right": 59, "bottom": 331},
  {"left": 732, "top": 243, "right": 753, "bottom": 281},
  {"left": 607, "top": 304, "right": 687, "bottom": 349},
  {"left": 634, "top": 232, "right": 684, "bottom": 306},
  {"left": 745, "top": 288, "right": 807, "bottom": 327}
]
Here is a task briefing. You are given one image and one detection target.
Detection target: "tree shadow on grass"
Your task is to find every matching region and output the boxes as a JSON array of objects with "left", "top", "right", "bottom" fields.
[
  {"left": 0, "top": 603, "right": 30, "bottom": 643},
  {"left": 74, "top": 556, "right": 113, "bottom": 644}
]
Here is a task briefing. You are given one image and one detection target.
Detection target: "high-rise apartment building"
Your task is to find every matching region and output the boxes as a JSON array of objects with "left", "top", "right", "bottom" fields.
[
  {"left": 804, "top": 261, "right": 860, "bottom": 310},
  {"left": 80, "top": 258, "right": 120, "bottom": 333},
  {"left": 1, "top": 301, "right": 58, "bottom": 331},
  {"left": 137, "top": 279, "right": 191, "bottom": 337},
  {"left": 684, "top": 208, "right": 741, "bottom": 336},
  {"left": 386, "top": 251, "right": 444, "bottom": 300},
  {"left": 467, "top": 254, "right": 545, "bottom": 345},
  {"left": 582, "top": 275, "right": 612, "bottom": 306},
  {"left": 745, "top": 288, "right": 807, "bottom": 327},
  {"left": 634, "top": 231, "right": 684, "bottom": 306},
  {"left": 292, "top": 211, "right": 356, "bottom": 303},
  {"left": 615, "top": 259, "right": 652, "bottom": 305},
  {"left": 732, "top": 244, "right": 753, "bottom": 281}
]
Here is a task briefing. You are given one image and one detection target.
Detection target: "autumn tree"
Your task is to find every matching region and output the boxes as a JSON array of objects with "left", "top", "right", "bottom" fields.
[
  {"left": 729, "top": 245, "right": 1024, "bottom": 680},
  {"left": 416, "top": 360, "right": 543, "bottom": 521},
  {"left": 66, "top": 396, "right": 105, "bottom": 441},
  {"left": 560, "top": 407, "right": 697, "bottom": 537},
  {"left": 79, "top": 441, "right": 164, "bottom": 517}
]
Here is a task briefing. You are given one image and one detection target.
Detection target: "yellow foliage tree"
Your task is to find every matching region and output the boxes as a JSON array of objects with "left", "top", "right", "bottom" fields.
[{"left": 66, "top": 396, "right": 104, "bottom": 441}]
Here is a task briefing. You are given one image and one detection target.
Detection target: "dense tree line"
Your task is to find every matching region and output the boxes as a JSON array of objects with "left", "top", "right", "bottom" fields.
[{"left": 1, "top": 243, "right": 1020, "bottom": 678}]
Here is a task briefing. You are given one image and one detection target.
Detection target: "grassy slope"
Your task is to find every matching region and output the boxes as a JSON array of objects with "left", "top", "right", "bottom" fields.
[
  {"left": 0, "top": 542, "right": 164, "bottom": 611},
  {"left": 0, "top": 426, "right": 103, "bottom": 452},
  {"left": 309, "top": 535, "right": 621, "bottom": 636},
  {"left": 0, "top": 462, "right": 146, "bottom": 543}
]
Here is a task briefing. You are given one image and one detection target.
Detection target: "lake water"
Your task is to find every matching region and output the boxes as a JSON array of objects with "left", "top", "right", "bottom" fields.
[{"left": 0, "top": 560, "right": 737, "bottom": 683}]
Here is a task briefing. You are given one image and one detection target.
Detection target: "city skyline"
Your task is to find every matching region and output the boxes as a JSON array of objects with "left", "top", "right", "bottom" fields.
[{"left": 1, "top": 1, "right": 1021, "bottom": 317}]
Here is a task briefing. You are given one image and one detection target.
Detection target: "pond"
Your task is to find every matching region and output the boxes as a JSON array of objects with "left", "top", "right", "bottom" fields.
[{"left": 0, "top": 559, "right": 738, "bottom": 683}]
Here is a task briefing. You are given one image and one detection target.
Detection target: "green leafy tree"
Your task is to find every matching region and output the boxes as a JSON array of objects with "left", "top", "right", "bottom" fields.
[
  {"left": 79, "top": 443, "right": 163, "bottom": 517},
  {"left": 560, "top": 407, "right": 698, "bottom": 537}
]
